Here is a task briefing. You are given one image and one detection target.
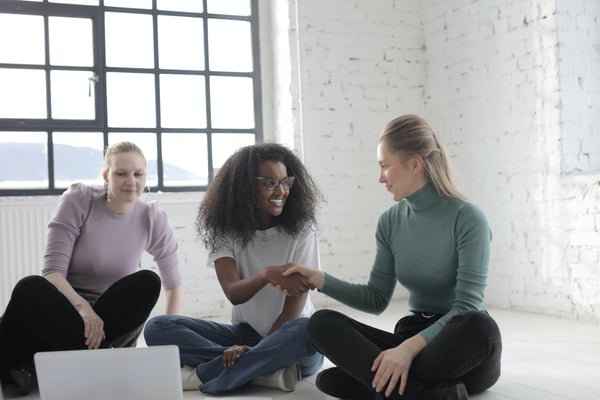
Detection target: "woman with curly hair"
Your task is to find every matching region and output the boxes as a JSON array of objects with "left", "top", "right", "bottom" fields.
[{"left": 144, "top": 142, "right": 324, "bottom": 394}]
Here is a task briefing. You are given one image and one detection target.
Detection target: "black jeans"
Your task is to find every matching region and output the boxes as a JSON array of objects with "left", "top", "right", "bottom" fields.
[
  {"left": 0, "top": 270, "right": 161, "bottom": 379},
  {"left": 308, "top": 309, "right": 502, "bottom": 399}
]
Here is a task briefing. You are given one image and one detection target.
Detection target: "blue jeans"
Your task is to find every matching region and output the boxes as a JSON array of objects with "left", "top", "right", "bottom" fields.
[{"left": 144, "top": 316, "right": 323, "bottom": 394}]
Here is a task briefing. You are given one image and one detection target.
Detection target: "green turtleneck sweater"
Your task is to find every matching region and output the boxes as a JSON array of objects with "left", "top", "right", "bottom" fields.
[{"left": 321, "top": 182, "right": 491, "bottom": 343}]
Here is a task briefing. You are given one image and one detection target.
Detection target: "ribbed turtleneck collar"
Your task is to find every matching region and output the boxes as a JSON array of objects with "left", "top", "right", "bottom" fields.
[{"left": 405, "top": 182, "right": 444, "bottom": 213}]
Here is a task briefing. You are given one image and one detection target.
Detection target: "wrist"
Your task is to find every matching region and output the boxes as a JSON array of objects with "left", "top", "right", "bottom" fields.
[
  {"left": 315, "top": 271, "right": 326, "bottom": 290},
  {"left": 261, "top": 266, "right": 276, "bottom": 285},
  {"left": 402, "top": 335, "right": 427, "bottom": 357}
]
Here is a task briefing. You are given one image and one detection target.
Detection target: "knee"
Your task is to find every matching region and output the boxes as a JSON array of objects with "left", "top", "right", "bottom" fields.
[
  {"left": 13, "top": 275, "right": 48, "bottom": 292},
  {"left": 134, "top": 269, "right": 161, "bottom": 290},
  {"left": 308, "top": 309, "right": 345, "bottom": 340},
  {"left": 11, "top": 275, "right": 53, "bottom": 303},
  {"left": 450, "top": 311, "right": 502, "bottom": 345},
  {"left": 143, "top": 315, "right": 176, "bottom": 344}
]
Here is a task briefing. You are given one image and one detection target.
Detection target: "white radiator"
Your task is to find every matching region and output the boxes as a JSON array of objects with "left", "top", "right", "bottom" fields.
[{"left": 0, "top": 201, "right": 56, "bottom": 311}]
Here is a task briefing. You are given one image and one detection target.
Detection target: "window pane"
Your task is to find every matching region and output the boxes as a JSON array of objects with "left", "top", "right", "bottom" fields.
[
  {"left": 0, "top": 69, "right": 47, "bottom": 119},
  {"left": 211, "top": 133, "right": 254, "bottom": 170},
  {"left": 0, "top": 14, "right": 45, "bottom": 65},
  {"left": 53, "top": 132, "right": 104, "bottom": 188},
  {"left": 0, "top": 132, "right": 48, "bottom": 189},
  {"left": 104, "top": 0, "right": 151, "bottom": 9},
  {"left": 160, "top": 74, "right": 206, "bottom": 128},
  {"left": 49, "top": 17, "right": 93, "bottom": 67},
  {"left": 51, "top": 70, "right": 96, "bottom": 120},
  {"left": 106, "top": 72, "right": 156, "bottom": 128},
  {"left": 105, "top": 13, "right": 154, "bottom": 68},
  {"left": 207, "top": 0, "right": 251, "bottom": 16},
  {"left": 108, "top": 132, "right": 158, "bottom": 187},
  {"left": 208, "top": 19, "right": 252, "bottom": 72},
  {"left": 158, "top": 16, "right": 204, "bottom": 70},
  {"left": 210, "top": 76, "right": 254, "bottom": 129},
  {"left": 157, "top": 0, "right": 203, "bottom": 13},
  {"left": 162, "top": 133, "right": 208, "bottom": 186}
]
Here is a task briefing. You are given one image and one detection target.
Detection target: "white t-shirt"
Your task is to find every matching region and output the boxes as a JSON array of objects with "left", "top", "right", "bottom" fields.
[{"left": 208, "top": 224, "right": 320, "bottom": 337}]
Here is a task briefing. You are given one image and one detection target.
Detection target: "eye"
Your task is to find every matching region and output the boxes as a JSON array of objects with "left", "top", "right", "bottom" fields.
[
  {"left": 263, "top": 177, "right": 276, "bottom": 188},
  {"left": 282, "top": 176, "right": 295, "bottom": 189},
  {"left": 134, "top": 172, "right": 145, "bottom": 177}
]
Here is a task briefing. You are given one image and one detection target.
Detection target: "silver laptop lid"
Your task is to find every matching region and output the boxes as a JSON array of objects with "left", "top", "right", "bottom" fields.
[{"left": 34, "top": 345, "right": 182, "bottom": 400}]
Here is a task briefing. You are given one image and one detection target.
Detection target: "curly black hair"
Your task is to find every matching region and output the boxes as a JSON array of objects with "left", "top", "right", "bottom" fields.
[{"left": 196, "top": 142, "right": 322, "bottom": 252}]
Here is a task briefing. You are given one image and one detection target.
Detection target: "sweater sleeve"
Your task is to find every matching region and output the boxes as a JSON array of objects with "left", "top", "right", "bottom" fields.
[
  {"left": 146, "top": 202, "right": 182, "bottom": 288},
  {"left": 418, "top": 203, "right": 491, "bottom": 343},
  {"left": 42, "top": 183, "right": 92, "bottom": 278},
  {"left": 320, "top": 213, "right": 397, "bottom": 314}
]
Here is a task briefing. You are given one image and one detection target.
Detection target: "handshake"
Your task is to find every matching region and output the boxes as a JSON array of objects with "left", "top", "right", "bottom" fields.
[{"left": 266, "top": 263, "right": 324, "bottom": 296}]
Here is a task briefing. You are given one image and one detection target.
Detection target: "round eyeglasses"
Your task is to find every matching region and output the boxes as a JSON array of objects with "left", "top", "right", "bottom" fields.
[{"left": 256, "top": 176, "right": 295, "bottom": 191}]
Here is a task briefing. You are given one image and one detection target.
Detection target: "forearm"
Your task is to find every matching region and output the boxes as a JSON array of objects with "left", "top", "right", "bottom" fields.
[
  {"left": 320, "top": 272, "right": 393, "bottom": 314},
  {"left": 265, "top": 294, "right": 306, "bottom": 336},
  {"left": 164, "top": 285, "right": 184, "bottom": 314},
  {"left": 223, "top": 270, "right": 272, "bottom": 305},
  {"left": 401, "top": 334, "right": 427, "bottom": 358},
  {"left": 44, "top": 272, "right": 89, "bottom": 311}
]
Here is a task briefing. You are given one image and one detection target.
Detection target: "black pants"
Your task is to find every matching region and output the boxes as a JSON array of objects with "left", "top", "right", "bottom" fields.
[
  {"left": 308, "top": 309, "right": 502, "bottom": 399},
  {"left": 0, "top": 270, "right": 161, "bottom": 380}
]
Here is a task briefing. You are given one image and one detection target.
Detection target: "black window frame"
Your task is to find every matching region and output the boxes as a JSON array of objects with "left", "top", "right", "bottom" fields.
[{"left": 0, "top": 0, "right": 263, "bottom": 196}]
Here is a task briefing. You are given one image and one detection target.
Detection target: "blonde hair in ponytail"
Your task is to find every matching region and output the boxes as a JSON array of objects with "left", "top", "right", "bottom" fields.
[{"left": 379, "top": 114, "right": 466, "bottom": 199}]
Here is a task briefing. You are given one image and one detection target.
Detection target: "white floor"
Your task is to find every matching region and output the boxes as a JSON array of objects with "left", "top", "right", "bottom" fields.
[{"left": 3, "top": 300, "right": 600, "bottom": 400}]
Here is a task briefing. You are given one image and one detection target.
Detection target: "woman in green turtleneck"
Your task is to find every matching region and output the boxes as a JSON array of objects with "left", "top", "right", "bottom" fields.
[{"left": 283, "top": 114, "right": 502, "bottom": 400}]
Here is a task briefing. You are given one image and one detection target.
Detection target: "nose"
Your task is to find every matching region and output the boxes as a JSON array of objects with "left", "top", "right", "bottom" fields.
[{"left": 378, "top": 170, "right": 386, "bottom": 183}]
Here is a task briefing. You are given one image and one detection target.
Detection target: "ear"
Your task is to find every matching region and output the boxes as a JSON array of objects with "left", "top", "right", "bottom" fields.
[{"left": 410, "top": 155, "right": 424, "bottom": 174}]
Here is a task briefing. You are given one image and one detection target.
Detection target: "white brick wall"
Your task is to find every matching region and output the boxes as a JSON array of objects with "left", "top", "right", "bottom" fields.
[
  {"left": 285, "top": 0, "right": 600, "bottom": 322},
  {"left": 2, "top": 0, "right": 599, "bottom": 323}
]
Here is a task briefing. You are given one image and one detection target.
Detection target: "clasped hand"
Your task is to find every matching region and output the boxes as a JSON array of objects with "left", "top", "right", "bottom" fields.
[{"left": 266, "top": 264, "right": 313, "bottom": 296}]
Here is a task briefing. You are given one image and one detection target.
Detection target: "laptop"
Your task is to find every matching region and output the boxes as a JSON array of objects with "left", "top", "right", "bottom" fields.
[{"left": 34, "top": 345, "right": 183, "bottom": 400}]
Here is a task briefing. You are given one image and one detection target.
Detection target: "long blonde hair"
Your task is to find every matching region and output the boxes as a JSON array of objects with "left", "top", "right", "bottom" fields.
[{"left": 380, "top": 114, "right": 465, "bottom": 199}]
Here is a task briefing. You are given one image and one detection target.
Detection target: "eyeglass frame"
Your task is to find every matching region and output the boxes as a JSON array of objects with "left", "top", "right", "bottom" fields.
[{"left": 255, "top": 176, "right": 296, "bottom": 191}]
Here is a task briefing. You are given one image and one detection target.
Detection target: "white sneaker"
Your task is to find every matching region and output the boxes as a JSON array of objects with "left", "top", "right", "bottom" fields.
[
  {"left": 251, "top": 364, "right": 302, "bottom": 392},
  {"left": 181, "top": 365, "right": 202, "bottom": 391}
]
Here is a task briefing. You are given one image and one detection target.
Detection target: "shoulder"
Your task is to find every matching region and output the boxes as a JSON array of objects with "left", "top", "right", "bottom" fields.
[
  {"left": 451, "top": 198, "right": 488, "bottom": 224},
  {"left": 61, "top": 182, "right": 105, "bottom": 208},
  {"left": 139, "top": 200, "right": 170, "bottom": 224},
  {"left": 449, "top": 198, "right": 491, "bottom": 238},
  {"left": 299, "top": 222, "right": 318, "bottom": 237}
]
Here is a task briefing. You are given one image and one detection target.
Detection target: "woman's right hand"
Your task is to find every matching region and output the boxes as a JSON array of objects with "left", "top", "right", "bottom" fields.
[
  {"left": 281, "top": 263, "right": 325, "bottom": 290},
  {"left": 222, "top": 345, "right": 251, "bottom": 366},
  {"left": 76, "top": 302, "right": 105, "bottom": 349},
  {"left": 265, "top": 265, "right": 311, "bottom": 295}
]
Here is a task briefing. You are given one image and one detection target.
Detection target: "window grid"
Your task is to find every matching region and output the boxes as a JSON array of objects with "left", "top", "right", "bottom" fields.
[{"left": 0, "top": 0, "right": 262, "bottom": 196}]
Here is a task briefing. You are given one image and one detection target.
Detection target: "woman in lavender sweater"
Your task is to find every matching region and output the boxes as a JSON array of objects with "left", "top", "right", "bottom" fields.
[{"left": 0, "top": 141, "right": 183, "bottom": 395}]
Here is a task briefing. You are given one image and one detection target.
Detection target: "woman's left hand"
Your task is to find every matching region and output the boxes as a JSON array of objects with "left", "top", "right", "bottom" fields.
[
  {"left": 371, "top": 334, "right": 426, "bottom": 397},
  {"left": 222, "top": 345, "right": 251, "bottom": 367}
]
